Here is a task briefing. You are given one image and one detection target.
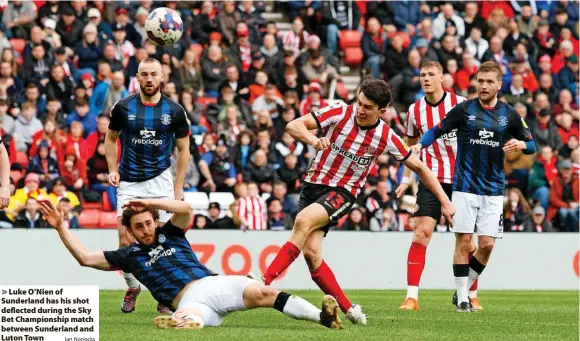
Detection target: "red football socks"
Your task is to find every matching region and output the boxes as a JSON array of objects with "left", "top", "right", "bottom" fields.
[
  {"left": 310, "top": 260, "right": 352, "bottom": 314},
  {"left": 407, "top": 242, "right": 427, "bottom": 286},
  {"left": 264, "top": 242, "right": 300, "bottom": 285}
]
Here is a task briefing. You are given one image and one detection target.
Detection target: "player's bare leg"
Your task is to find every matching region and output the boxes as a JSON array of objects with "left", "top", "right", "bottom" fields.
[
  {"left": 467, "top": 236, "right": 494, "bottom": 311},
  {"left": 453, "top": 233, "right": 473, "bottom": 312},
  {"left": 452, "top": 240, "right": 484, "bottom": 311},
  {"left": 304, "top": 230, "right": 367, "bottom": 324},
  {"left": 156, "top": 283, "right": 342, "bottom": 330},
  {"left": 117, "top": 217, "right": 142, "bottom": 313},
  {"left": 263, "top": 203, "right": 330, "bottom": 285}
]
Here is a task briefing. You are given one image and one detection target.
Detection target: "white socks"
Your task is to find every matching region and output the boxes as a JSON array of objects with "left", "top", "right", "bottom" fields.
[
  {"left": 406, "top": 286, "right": 419, "bottom": 300},
  {"left": 124, "top": 272, "right": 140, "bottom": 289},
  {"left": 455, "top": 276, "right": 469, "bottom": 304},
  {"left": 282, "top": 295, "right": 321, "bottom": 323}
]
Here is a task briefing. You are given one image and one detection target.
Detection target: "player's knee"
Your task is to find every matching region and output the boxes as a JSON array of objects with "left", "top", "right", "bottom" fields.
[
  {"left": 413, "top": 224, "right": 433, "bottom": 244},
  {"left": 478, "top": 239, "right": 495, "bottom": 254},
  {"left": 244, "top": 284, "right": 278, "bottom": 308},
  {"left": 293, "top": 213, "right": 311, "bottom": 233}
]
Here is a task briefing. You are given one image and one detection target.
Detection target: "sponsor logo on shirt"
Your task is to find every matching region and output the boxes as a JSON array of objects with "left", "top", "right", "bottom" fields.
[
  {"left": 470, "top": 128, "right": 499, "bottom": 147},
  {"left": 331, "top": 143, "right": 372, "bottom": 165}
]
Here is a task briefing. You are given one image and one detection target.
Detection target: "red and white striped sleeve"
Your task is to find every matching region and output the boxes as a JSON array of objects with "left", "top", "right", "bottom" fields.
[
  {"left": 311, "top": 103, "right": 347, "bottom": 130},
  {"left": 405, "top": 103, "right": 419, "bottom": 138},
  {"left": 386, "top": 130, "right": 412, "bottom": 161}
]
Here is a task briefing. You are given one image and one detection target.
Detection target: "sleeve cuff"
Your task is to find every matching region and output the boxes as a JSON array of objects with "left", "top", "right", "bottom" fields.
[
  {"left": 399, "top": 150, "right": 412, "bottom": 162},
  {"left": 310, "top": 112, "right": 322, "bottom": 136}
]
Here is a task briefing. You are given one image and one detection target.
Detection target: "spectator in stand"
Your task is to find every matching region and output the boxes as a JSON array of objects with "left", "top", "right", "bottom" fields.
[
  {"left": 112, "top": 24, "right": 134, "bottom": 70},
  {"left": 558, "top": 55, "right": 579, "bottom": 102},
  {"left": 464, "top": 27, "right": 488, "bottom": 66},
  {"left": 229, "top": 24, "right": 259, "bottom": 75},
  {"left": 552, "top": 40, "right": 575, "bottom": 74},
  {"left": 456, "top": 53, "right": 478, "bottom": 94},
  {"left": 1, "top": 49, "right": 19, "bottom": 78},
  {"left": 533, "top": 92, "right": 551, "bottom": 116},
  {"left": 362, "top": 17, "right": 389, "bottom": 80},
  {"left": 530, "top": 109, "right": 563, "bottom": 151},
  {"left": 276, "top": 153, "right": 301, "bottom": 194},
  {"left": 275, "top": 131, "right": 306, "bottom": 167},
  {"left": 231, "top": 130, "right": 254, "bottom": 173},
  {"left": 132, "top": 7, "right": 149, "bottom": 46},
  {"left": 220, "top": 64, "right": 250, "bottom": 102},
  {"left": 556, "top": 112, "right": 579, "bottom": 145},
  {"left": 59, "top": 197, "right": 80, "bottom": 229},
  {"left": 217, "top": 105, "right": 248, "bottom": 146},
  {"left": 101, "top": 43, "right": 123, "bottom": 72},
  {"left": 267, "top": 180, "right": 297, "bottom": 216},
  {"left": 6, "top": 173, "right": 48, "bottom": 222},
  {"left": 66, "top": 99, "right": 96, "bottom": 138},
  {"left": 55, "top": 6, "right": 83, "bottom": 49},
  {"left": 22, "top": 26, "right": 52, "bottom": 62},
  {"left": 86, "top": 114, "right": 120, "bottom": 160},
  {"left": 366, "top": 1, "right": 395, "bottom": 31},
  {"left": 299, "top": 81, "right": 328, "bottom": 116},
  {"left": 246, "top": 50, "right": 275, "bottom": 90},
  {"left": 301, "top": 50, "right": 339, "bottom": 97},
  {"left": 43, "top": 97, "right": 66, "bottom": 129},
  {"left": 237, "top": 181, "right": 268, "bottom": 231},
  {"left": 340, "top": 207, "right": 369, "bottom": 231},
  {"left": 86, "top": 7, "right": 111, "bottom": 42},
  {"left": 59, "top": 145, "right": 87, "bottom": 193},
  {"left": 19, "top": 83, "right": 45, "bottom": 118},
  {"left": 37, "top": 1, "right": 62, "bottom": 27},
  {"left": 503, "top": 73, "right": 533, "bottom": 107},
  {"left": 529, "top": 145, "right": 558, "bottom": 210},
  {"left": 365, "top": 179, "right": 394, "bottom": 224},
  {"left": 59, "top": 121, "right": 89, "bottom": 165},
  {"left": 0, "top": 61, "right": 23, "bottom": 105},
  {"left": 0, "top": 100, "right": 14, "bottom": 136},
  {"left": 113, "top": 6, "right": 142, "bottom": 47},
  {"left": 243, "top": 149, "right": 276, "bottom": 193},
  {"left": 2, "top": 0, "right": 37, "bottom": 40},
  {"left": 384, "top": 34, "right": 409, "bottom": 80},
  {"left": 534, "top": 19, "right": 557, "bottom": 59},
  {"left": 267, "top": 198, "right": 292, "bottom": 231},
  {"left": 553, "top": 89, "right": 580, "bottom": 121},
  {"left": 283, "top": 16, "right": 310, "bottom": 59},
  {"left": 278, "top": 66, "right": 303, "bottom": 99},
  {"left": 503, "top": 188, "right": 533, "bottom": 232},
  {"left": 413, "top": 38, "right": 439, "bottom": 63},
  {"left": 391, "top": 1, "right": 422, "bottom": 35},
  {"left": 206, "top": 202, "right": 236, "bottom": 229},
  {"left": 27, "top": 140, "right": 59, "bottom": 187},
  {"left": 192, "top": 1, "right": 220, "bottom": 46},
  {"left": 369, "top": 206, "right": 398, "bottom": 232},
  {"left": 14, "top": 198, "right": 47, "bottom": 229},
  {"left": 515, "top": 4, "right": 537, "bottom": 37},
  {"left": 529, "top": 206, "right": 555, "bottom": 232},
  {"left": 560, "top": 134, "right": 579, "bottom": 159},
  {"left": 198, "top": 136, "right": 237, "bottom": 192},
  {"left": 177, "top": 50, "right": 204, "bottom": 97},
  {"left": 432, "top": 3, "right": 465, "bottom": 39},
  {"left": 21, "top": 44, "right": 51, "bottom": 86},
  {"left": 202, "top": 46, "right": 226, "bottom": 98},
  {"left": 252, "top": 83, "right": 284, "bottom": 117},
  {"left": 218, "top": 1, "right": 241, "bottom": 46},
  {"left": 548, "top": 160, "right": 579, "bottom": 231},
  {"left": 87, "top": 141, "right": 116, "bottom": 210},
  {"left": 45, "top": 65, "right": 75, "bottom": 115},
  {"left": 320, "top": 0, "right": 361, "bottom": 56},
  {"left": 14, "top": 101, "right": 42, "bottom": 152},
  {"left": 255, "top": 110, "right": 274, "bottom": 133},
  {"left": 261, "top": 34, "right": 283, "bottom": 77},
  {"left": 91, "top": 71, "right": 128, "bottom": 116},
  {"left": 401, "top": 50, "right": 422, "bottom": 106},
  {"left": 206, "top": 85, "right": 253, "bottom": 130},
  {"left": 47, "top": 177, "right": 80, "bottom": 208},
  {"left": 53, "top": 48, "right": 75, "bottom": 84},
  {"left": 551, "top": 8, "right": 575, "bottom": 41},
  {"left": 436, "top": 34, "right": 462, "bottom": 69},
  {"left": 238, "top": 0, "right": 266, "bottom": 45},
  {"left": 558, "top": 28, "right": 579, "bottom": 57}
]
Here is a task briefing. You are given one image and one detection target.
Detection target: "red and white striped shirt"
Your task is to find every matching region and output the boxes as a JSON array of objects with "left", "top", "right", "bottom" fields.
[
  {"left": 305, "top": 103, "right": 411, "bottom": 197},
  {"left": 237, "top": 196, "right": 267, "bottom": 230},
  {"left": 406, "top": 92, "right": 465, "bottom": 184}
]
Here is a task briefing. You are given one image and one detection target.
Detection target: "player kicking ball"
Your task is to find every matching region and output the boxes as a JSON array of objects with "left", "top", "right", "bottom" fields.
[
  {"left": 396, "top": 61, "right": 482, "bottom": 311},
  {"left": 413, "top": 61, "right": 536, "bottom": 312},
  {"left": 39, "top": 198, "right": 343, "bottom": 330},
  {"left": 105, "top": 58, "right": 190, "bottom": 314},
  {"left": 260, "top": 79, "right": 455, "bottom": 324}
]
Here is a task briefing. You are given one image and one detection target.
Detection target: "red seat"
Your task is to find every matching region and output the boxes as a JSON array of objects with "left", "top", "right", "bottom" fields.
[
  {"left": 16, "top": 152, "right": 29, "bottom": 169},
  {"left": 189, "top": 43, "right": 203, "bottom": 59},
  {"left": 339, "top": 30, "right": 362, "bottom": 49},
  {"left": 10, "top": 170, "right": 23, "bottom": 184},
  {"left": 343, "top": 47, "right": 363, "bottom": 66},
  {"left": 197, "top": 97, "right": 218, "bottom": 107},
  {"left": 102, "top": 191, "right": 113, "bottom": 212},
  {"left": 78, "top": 209, "right": 101, "bottom": 228},
  {"left": 99, "top": 211, "right": 118, "bottom": 228},
  {"left": 335, "top": 81, "right": 349, "bottom": 100},
  {"left": 81, "top": 198, "right": 102, "bottom": 210},
  {"left": 10, "top": 38, "right": 26, "bottom": 56}
]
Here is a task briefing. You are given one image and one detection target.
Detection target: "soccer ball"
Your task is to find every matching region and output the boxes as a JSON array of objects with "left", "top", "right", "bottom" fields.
[{"left": 144, "top": 7, "right": 183, "bottom": 46}]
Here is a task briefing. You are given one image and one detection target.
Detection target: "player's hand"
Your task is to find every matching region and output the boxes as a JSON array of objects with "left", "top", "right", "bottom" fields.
[
  {"left": 441, "top": 201, "right": 455, "bottom": 227},
  {"left": 38, "top": 200, "right": 64, "bottom": 230},
  {"left": 395, "top": 183, "right": 409, "bottom": 198},
  {"left": 312, "top": 137, "right": 331, "bottom": 150},
  {"left": 503, "top": 139, "right": 525, "bottom": 153},
  {"left": 174, "top": 188, "right": 184, "bottom": 201},
  {"left": 108, "top": 171, "right": 120, "bottom": 187},
  {"left": 0, "top": 186, "right": 9, "bottom": 209},
  {"left": 410, "top": 144, "right": 422, "bottom": 155},
  {"left": 122, "top": 199, "right": 151, "bottom": 210}
]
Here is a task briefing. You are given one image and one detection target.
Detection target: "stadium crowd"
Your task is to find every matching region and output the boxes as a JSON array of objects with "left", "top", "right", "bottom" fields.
[{"left": 0, "top": 0, "right": 577, "bottom": 232}]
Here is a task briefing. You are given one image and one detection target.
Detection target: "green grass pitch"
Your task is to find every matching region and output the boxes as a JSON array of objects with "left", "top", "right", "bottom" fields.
[{"left": 100, "top": 290, "right": 578, "bottom": 341}]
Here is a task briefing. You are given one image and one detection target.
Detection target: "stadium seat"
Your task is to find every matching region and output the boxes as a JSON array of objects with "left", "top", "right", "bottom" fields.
[
  {"left": 197, "top": 97, "right": 218, "bottom": 107},
  {"left": 209, "top": 192, "right": 235, "bottom": 209},
  {"left": 99, "top": 211, "right": 118, "bottom": 228},
  {"left": 102, "top": 191, "right": 113, "bottom": 212},
  {"left": 339, "top": 31, "right": 363, "bottom": 66},
  {"left": 336, "top": 81, "right": 349, "bottom": 100},
  {"left": 81, "top": 197, "right": 102, "bottom": 210},
  {"left": 78, "top": 209, "right": 101, "bottom": 228},
  {"left": 184, "top": 192, "right": 209, "bottom": 210},
  {"left": 16, "top": 152, "right": 29, "bottom": 169},
  {"left": 10, "top": 38, "right": 26, "bottom": 55},
  {"left": 10, "top": 170, "right": 23, "bottom": 184}
]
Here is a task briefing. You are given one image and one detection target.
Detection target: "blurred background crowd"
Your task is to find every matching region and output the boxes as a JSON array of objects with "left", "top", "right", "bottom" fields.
[{"left": 0, "top": 0, "right": 577, "bottom": 232}]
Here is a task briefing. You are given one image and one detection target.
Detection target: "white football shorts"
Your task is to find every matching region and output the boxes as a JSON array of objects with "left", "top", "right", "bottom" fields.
[
  {"left": 176, "top": 275, "right": 255, "bottom": 327},
  {"left": 116, "top": 168, "right": 174, "bottom": 221},
  {"left": 451, "top": 191, "right": 504, "bottom": 238}
]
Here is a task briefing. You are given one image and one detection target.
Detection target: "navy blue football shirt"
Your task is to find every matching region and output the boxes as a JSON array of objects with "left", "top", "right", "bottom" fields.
[{"left": 109, "top": 93, "right": 190, "bottom": 182}]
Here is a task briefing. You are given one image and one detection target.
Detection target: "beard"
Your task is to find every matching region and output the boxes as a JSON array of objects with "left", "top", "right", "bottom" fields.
[{"left": 141, "top": 83, "right": 161, "bottom": 97}]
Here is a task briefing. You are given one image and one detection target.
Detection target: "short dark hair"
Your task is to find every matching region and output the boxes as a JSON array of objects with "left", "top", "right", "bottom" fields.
[
  {"left": 359, "top": 79, "right": 392, "bottom": 109},
  {"left": 121, "top": 207, "right": 160, "bottom": 229},
  {"left": 46, "top": 96, "right": 59, "bottom": 103},
  {"left": 26, "top": 83, "right": 38, "bottom": 89},
  {"left": 75, "top": 97, "right": 89, "bottom": 107},
  {"left": 273, "top": 180, "right": 286, "bottom": 188},
  {"left": 59, "top": 198, "right": 71, "bottom": 204},
  {"left": 97, "top": 113, "right": 110, "bottom": 120}
]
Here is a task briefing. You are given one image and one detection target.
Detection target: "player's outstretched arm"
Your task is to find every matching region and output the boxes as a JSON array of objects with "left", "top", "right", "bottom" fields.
[
  {"left": 403, "top": 154, "right": 455, "bottom": 226},
  {"left": 123, "top": 199, "right": 192, "bottom": 230},
  {"left": 396, "top": 136, "right": 419, "bottom": 198},
  {"left": 415, "top": 105, "right": 464, "bottom": 152},
  {"left": 286, "top": 114, "right": 329, "bottom": 150},
  {"left": 0, "top": 143, "right": 10, "bottom": 209},
  {"left": 39, "top": 201, "right": 113, "bottom": 271}
]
